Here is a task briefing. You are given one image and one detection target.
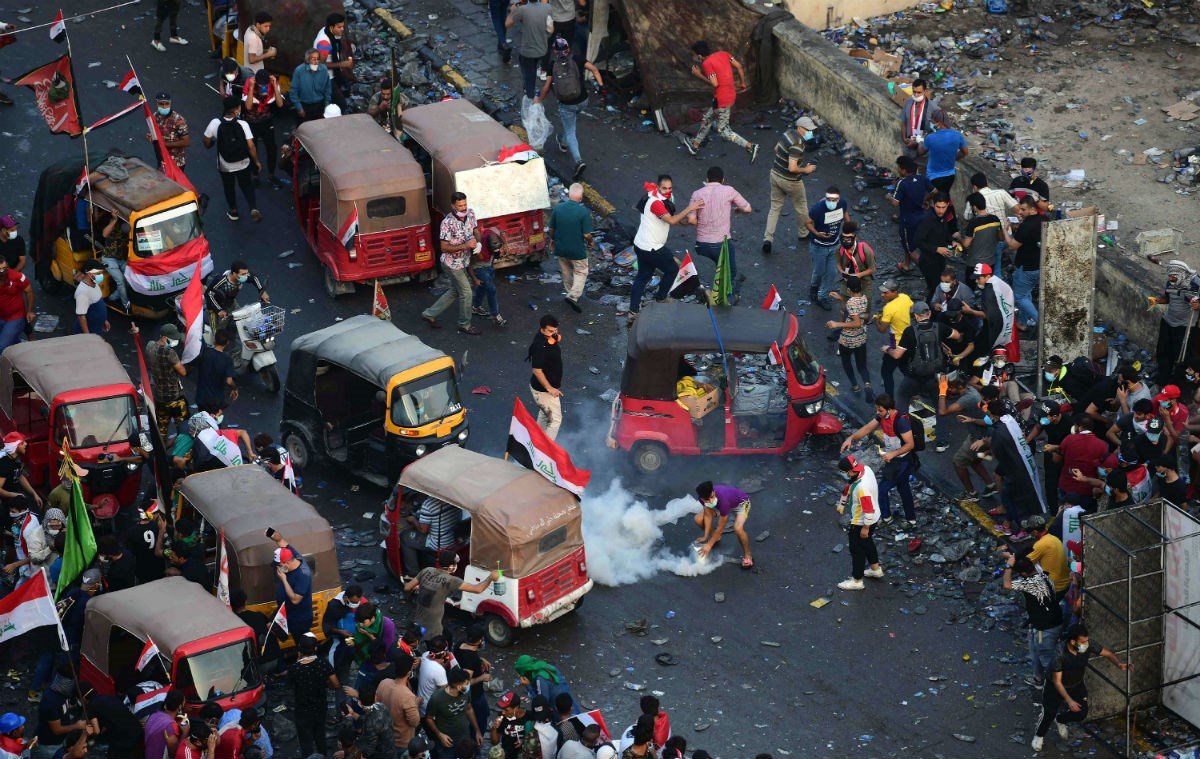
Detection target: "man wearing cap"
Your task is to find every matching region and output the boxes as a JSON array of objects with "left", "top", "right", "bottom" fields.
[
  {"left": 762, "top": 115, "right": 818, "bottom": 255},
  {"left": 0, "top": 247, "right": 33, "bottom": 355},
  {"left": 269, "top": 536, "right": 314, "bottom": 642},
  {"left": 490, "top": 692, "right": 527, "bottom": 759},
  {"left": 72, "top": 261, "right": 109, "bottom": 336},
  {"left": 918, "top": 110, "right": 967, "bottom": 195},
  {"left": 404, "top": 550, "right": 499, "bottom": 640},
  {"left": 0, "top": 431, "right": 41, "bottom": 514},
  {"left": 1156, "top": 384, "right": 1189, "bottom": 442},
  {"left": 835, "top": 455, "right": 883, "bottom": 591},
  {"left": 803, "top": 186, "right": 850, "bottom": 310},
  {"left": 973, "top": 262, "right": 1016, "bottom": 355},
  {"left": 146, "top": 92, "right": 190, "bottom": 171},
  {"left": 1026, "top": 400, "right": 1072, "bottom": 512},
  {"left": 893, "top": 300, "right": 950, "bottom": 416},
  {"left": 145, "top": 323, "right": 189, "bottom": 439},
  {"left": 0, "top": 712, "right": 29, "bottom": 757},
  {"left": 0, "top": 215, "right": 26, "bottom": 271},
  {"left": 874, "top": 279, "right": 913, "bottom": 398},
  {"left": 203, "top": 96, "right": 262, "bottom": 222}
]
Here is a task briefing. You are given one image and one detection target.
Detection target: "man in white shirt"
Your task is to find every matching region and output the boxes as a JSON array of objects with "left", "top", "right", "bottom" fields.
[
  {"left": 242, "top": 12, "right": 276, "bottom": 74},
  {"left": 73, "top": 261, "right": 109, "bottom": 335},
  {"left": 416, "top": 636, "right": 459, "bottom": 716},
  {"left": 202, "top": 95, "right": 262, "bottom": 222}
]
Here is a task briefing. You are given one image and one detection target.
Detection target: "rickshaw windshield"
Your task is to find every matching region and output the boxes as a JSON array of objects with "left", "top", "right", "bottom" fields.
[
  {"left": 787, "top": 341, "right": 821, "bottom": 386},
  {"left": 58, "top": 396, "right": 137, "bottom": 448},
  {"left": 134, "top": 202, "right": 201, "bottom": 256},
  {"left": 391, "top": 369, "right": 462, "bottom": 428},
  {"left": 178, "top": 640, "right": 260, "bottom": 702}
]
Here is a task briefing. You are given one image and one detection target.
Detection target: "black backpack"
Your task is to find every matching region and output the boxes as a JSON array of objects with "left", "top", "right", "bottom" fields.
[
  {"left": 900, "top": 412, "right": 927, "bottom": 451},
  {"left": 552, "top": 52, "right": 583, "bottom": 102},
  {"left": 906, "top": 321, "right": 943, "bottom": 378},
  {"left": 216, "top": 118, "right": 249, "bottom": 164}
]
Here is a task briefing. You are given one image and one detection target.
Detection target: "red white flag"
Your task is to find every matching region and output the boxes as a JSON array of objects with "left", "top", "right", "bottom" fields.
[
  {"left": 270, "top": 603, "right": 289, "bottom": 636},
  {"left": 85, "top": 100, "right": 142, "bottom": 133},
  {"left": 13, "top": 55, "right": 83, "bottom": 137},
  {"left": 142, "top": 100, "right": 196, "bottom": 193},
  {"left": 50, "top": 10, "right": 67, "bottom": 43},
  {"left": 372, "top": 280, "right": 391, "bottom": 321},
  {"left": 0, "top": 569, "right": 68, "bottom": 651},
  {"left": 216, "top": 529, "right": 230, "bottom": 607},
  {"left": 136, "top": 637, "right": 161, "bottom": 671},
  {"left": 761, "top": 284, "right": 782, "bottom": 311},
  {"left": 130, "top": 683, "right": 171, "bottom": 720},
  {"left": 338, "top": 206, "right": 359, "bottom": 251},
  {"left": 75, "top": 166, "right": 89, "bottom": 196},
  {"left": 768, "top": 341, "right": 784, "bottom": 366},
  {"left": 576, "top": 710, "right": 612, "bottom": 742},
  {"left": 668, "top": 252, "right": 699, "bottom": 299},
  {"left": 179, "top": 262, "right": 204, "bottom": 363},
  {"left": 118, "top": 70, "right": 141, "bottom": 96},
  {"left": 506, "top": 398, "right": 591, "bottom": 496}
]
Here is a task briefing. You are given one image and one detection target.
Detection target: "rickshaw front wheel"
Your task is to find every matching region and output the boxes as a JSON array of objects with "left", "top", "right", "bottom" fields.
[
  {"left": 632, "top": 442, "right": 668, "bottom": 476},
  {"left": 282, "top": 428, "right": 313, "bottom": 469},
  {"left": 482, "top": 613, "right": 514, "bottom": 647}
]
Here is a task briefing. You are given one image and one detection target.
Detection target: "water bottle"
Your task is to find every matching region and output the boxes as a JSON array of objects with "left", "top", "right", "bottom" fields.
[{"left": 493, "top": 564, "right": 506, "bottom": 596}]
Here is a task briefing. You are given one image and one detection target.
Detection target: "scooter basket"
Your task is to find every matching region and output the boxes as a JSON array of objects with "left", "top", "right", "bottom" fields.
[{"left": 244, "top": 305, "right": 286, "bottom": 340}]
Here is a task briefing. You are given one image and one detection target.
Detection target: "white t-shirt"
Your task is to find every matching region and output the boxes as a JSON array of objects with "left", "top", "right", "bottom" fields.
[
  {"left": 203, "top": 117, "right": 254, "bottom": 173},
  {"left": 75, "top": 281, "right": 103, "bottom": 316},
  {"left": 417, "top": 653, "right": 456, "bottom": 715},
  {"left": 243, "top": 26, "right": 265, "bottom": 73}
]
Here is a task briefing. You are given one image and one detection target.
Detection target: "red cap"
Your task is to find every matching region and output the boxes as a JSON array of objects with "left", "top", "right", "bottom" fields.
[
  {"left": 3, "top": 431, "right": 24, "bottom": 445},
  {"left": 498, "top": 692, "right": 515, "bottom": 708},
  {"left": 973, "top": 263, "right": 993, "bottom": 276},
  {"left": 1155, "top": 385, "right": 1181, "bottom": 402},
  {"left": 273, "top": 546, "right": 297, "bottom": 564}
]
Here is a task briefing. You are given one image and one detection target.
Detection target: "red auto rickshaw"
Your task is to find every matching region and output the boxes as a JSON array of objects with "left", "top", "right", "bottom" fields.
[
  {"left": 612, "top": 302, "right": 843, "bottom": 474},
  {"left": 293, "top": 114, "right": 435, "bottom": 297},
  {"left": 0, "top": 335, "right": 147, "bottom": 518}
]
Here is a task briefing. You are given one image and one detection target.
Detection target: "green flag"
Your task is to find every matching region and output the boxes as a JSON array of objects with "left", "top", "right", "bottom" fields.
[
  {"left": 56, "top": 478, "right": 97, "bottom": 599},
  {"left": 711, "top": 238, "right": 733, "bottom": 306}
]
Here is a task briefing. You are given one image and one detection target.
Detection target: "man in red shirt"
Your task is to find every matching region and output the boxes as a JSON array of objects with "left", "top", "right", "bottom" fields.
[
  {"left": 1056, "top": 416, "right": 1109, "bottom": 511},
  {"left": 0, "top": 254, "right": 32, "bottom": 354},
  {"left": 680, "top": 40, "right": 757, "bottom": 164},
  {"left": 215, "top": 707, "right": 260, "bottom": 759}
]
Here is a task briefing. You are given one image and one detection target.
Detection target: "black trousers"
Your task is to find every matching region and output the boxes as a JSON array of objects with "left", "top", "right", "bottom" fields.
[
  {"left": 1156, "top": 317, "right": 1189, "bottom": 384},
  {"left": 849, "top": 523, "right": 879, "bottom": 579},
  {"left": 154, "top": 0, "right": 180, "bottom": 39},
  {"left": 247, "top": 118, "right": 277, "bottom": 175},
  {"left": 296, "top": 710, "right": 328, "bottom": 755},
  {"left": 839, "top": 344, "right": 869, "bottom": 387},
  {"left": 220, "top": 167, "right": 256, "bottom": 213},
  {"left": 1036, "top": 682, "right": 1089, "bottom": 737}
]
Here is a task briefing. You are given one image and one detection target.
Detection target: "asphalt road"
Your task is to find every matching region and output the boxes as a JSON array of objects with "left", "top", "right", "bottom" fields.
[{"left": 0, "top": 2, "right": 1076, "bottom": 757}]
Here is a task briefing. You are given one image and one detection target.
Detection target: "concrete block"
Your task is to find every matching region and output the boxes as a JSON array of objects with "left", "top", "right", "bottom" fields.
[{"left": 1136, "top": 228, "right": 1184, "bottom": 258}]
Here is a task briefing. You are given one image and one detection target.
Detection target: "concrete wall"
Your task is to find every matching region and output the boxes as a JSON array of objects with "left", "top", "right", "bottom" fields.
[
  {"left": 782, "top": 0, "right": 925, "bottom": 31},
  {"left": 762, "top": 11, "right": 1162, "bottom": 350}
]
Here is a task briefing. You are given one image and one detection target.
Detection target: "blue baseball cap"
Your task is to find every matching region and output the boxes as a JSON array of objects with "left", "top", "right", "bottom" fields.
[{"left": 0, "top": 712, "right": 25, "bottom": 734}]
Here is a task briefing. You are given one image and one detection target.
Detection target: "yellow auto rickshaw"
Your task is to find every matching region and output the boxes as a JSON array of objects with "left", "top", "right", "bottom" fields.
[{"left": 174, "top": 465, "right": 343, "bottom": 646}]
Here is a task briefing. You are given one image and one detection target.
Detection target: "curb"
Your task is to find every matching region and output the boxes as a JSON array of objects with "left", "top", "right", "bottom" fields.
[{"left": 367, "top": 5, "right": 473, "bottom": 95}]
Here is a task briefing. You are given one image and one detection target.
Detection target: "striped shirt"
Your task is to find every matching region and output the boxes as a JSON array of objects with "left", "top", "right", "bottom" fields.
[
  {"left": 419, "top": 497, "right": 461, "bottom": 550},
  {"left": 771, "top": 128, "right": 806, "bottom": 179}
]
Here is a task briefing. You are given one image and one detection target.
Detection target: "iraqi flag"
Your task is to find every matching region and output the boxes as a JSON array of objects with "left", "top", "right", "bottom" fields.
[
  {"left": 768, "top": 341, "right": 784, "bottom": 366},
  {"left": 119, "top": 70, "right": 141, "bottom": 97},
  {"left": 179, "top": 262, "right": 205, "bottom": 363},
  {"left": 982, "top": 275, "right": 1016, "bottom": 351},
  {"left": 576, "top": 710, "right": 612, "bottom": 742},
  {"left": 270, "top": 603, "right": 289, "bottom": 636},
  {"left": 338, "top": 207, "right": 359, "bottom": 252},
  {"left": 124, "top": 238, "right": 214, "bottom": 297},
  {"left": 75, "top": 166, "right": 89, "bottom": 196},
  {"left": 50, "top": 10, "right": 66, "bottom": 43},
  {"left": 506, "top": 398, "right": 591, "bottom": 497},
  {"left": 129, "top": 682, "right": 171, "bottom": 721},
  {"left": 216, "top": 529, "right": 230, "bottom": 607},
  {"left": 668, "top": 252, "right": 699, "bottom": 299},
  {"left": 85, "top": 100, "right": 142, "bottom": 133},
  {"left": 0, "top": 569, "right": 68, "bottom": 651},
  {"left": 372, "top": 280, "right": 391, "bottom": 321},
  {"left": 136, "top": 637, "right": 161, "bottom": 671},
  {"left": 992, "top": 414, "right": 1047, "bottom": 518},
  {"left": 762, "top": 284, "right": 782, "bottom": 311}
]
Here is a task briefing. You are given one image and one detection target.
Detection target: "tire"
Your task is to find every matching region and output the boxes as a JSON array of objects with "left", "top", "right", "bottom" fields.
[
  {"left": 37, "top": 268, "right": 65, "bottom": 295},
  {"left": 323, "top": 266, "right": 356, "bottom": 298},
  {"left": 483, "top": 613, "right": 514, "bottom": 647},
  {"left": 259, "top": 364, "right": 280, "bottom": 394},
  {"left": 282, "top": 428, "right": 313, "bottom": 470},
  {"left": 631, "top": 441, "right": 668, "bottom": 476}
]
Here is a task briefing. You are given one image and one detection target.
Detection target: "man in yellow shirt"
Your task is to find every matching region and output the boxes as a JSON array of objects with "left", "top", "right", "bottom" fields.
[
  {"left": 1022, "top": 515, "right": 1070, "bottom": 598},
  {"left": 874, "top": 278, "right": 913, "bottom": 399}
]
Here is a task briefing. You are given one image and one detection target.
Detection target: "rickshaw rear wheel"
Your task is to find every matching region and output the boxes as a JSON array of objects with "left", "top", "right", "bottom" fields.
[
  {"left": 632, "top": 442, "right": 668, "bottom": 476},
  {"left": 259, "top": 365, "right": 280, "bottom": 394},
  {"left": 323, "top": 267, "right": 356, "bottom": 298},
  {"left": 482, "top": 613, "right": 514, "bottom": 647},
  {"left": 282, "top": 428, "right": 313, "bottom": 470}
]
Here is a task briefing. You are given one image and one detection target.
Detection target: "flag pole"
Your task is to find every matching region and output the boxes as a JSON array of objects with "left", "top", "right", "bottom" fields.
[
  {"left": 63, "top": 20, "right": 99, "bottom": 259},
  {"left": 695, "top": 270, "right": 732, "bottom": 399}
]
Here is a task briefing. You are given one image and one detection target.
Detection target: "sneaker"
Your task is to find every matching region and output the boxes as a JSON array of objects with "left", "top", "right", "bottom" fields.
[
  {"left": 169, "top": 36, "right": 189, "bottom": 45},
  {"left": 1031, "top": 736, "right": 1043, "bottom": 752},
  {"left": 863, "top": 567, "right": 884, "bottom": 579},
  {"left": 987, "top": 505, "right": 1007, "bottom": 517},
  {"left": 935, "top": 442, "right": 950, "bottom": 452},
  {"left": 493, "top": 315, "right": 508, "bottom": 326},
  {"left": 677, "top": 132, "right": 697, "bottom": 156},
  {"left": 1023, "top": 674, "right": 1044, "bottom": 688},
  {"left": 880, "top": 516, "right": 894, "bottom": 525},
  {"left": 26, "top": 689, "right": 40, "bottom": 703},
  {"left": 1011, "top": 530, "right": 1030, "bottom": 541},
  {"left": 564, "top": 297, "right": 582, "bottom": 313},
  {"left": 838, "top": 578, "right": 865, "bottom": 591},
  {"left": 981, "top": 484, "right": 999, "bottom": 498},
  {"left": 537, "top": 70, "right": 548, "bottom": 81},
  {"left": 749, "top": 143, "right": 760, "bottom": 164},
  {"left": 151, "top": 39, "right": 166, "bottom": 51},
  {"left": 761, "top": 240, "right": 772, "bottom": 255},
  {"left": 959, "top": 490, "right": 979, "bottom": 501},
  {"left": 851, "top": 384, "right": 861, "bottom": 393},
  {"left": 250, "top": 209, "right": 263, "bottom": 222},
  {"left": 1056, "top": 722, "right": 1068, "bottom": 740},
  {"left": 226, "top": 209, "right": 239, "bottom": 221},
  {"left": 472, "top": 306, "right": 491, "bottom": 317},
  {"left": 862, "top": 383, "right": 874, "bottom": 402},
  {"left": 573, "top": 162, "right": 586, "bottom": 180},
  {"left": 995, "top": 524, "right": 1013, "bottom": 536},
  {"left": 905, "top": 519, "right": 917, "bottom": 528},
  {"left": 556, "top": 138, "right": 568, "bottom": 154}
]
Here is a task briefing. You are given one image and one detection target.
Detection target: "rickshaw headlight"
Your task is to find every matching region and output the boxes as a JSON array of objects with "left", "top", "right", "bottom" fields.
[
  {"left": 127, "top": 463, "right": 139, "bottom": 471},
  {"left": 414, "top": 445, "right": 428, "bottom": 457},
  {"left": 804, "top": 400, "right": 823, "bottom": 415},
  {"left": 457, "top": 429, "right": 469, "bottom": 442}
]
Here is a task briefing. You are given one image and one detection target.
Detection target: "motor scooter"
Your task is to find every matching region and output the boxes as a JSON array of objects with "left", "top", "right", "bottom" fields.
[{"left": 173, "top": 297, "right": 285, "bottom": 393}]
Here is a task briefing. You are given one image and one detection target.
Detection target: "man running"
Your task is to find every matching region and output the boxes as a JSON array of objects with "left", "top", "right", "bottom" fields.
[
  {"left": 681, "top": 40, "right": 758, "bottom": 164},
  {"left": 692, "top": 481, "right": 753, "bottom": 568},
  {"left": 1031, "top": 624, "right": 1130, "bottom": 751}
]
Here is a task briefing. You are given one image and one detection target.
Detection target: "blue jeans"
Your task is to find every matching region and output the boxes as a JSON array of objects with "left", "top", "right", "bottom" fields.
[
  {"left": 558, "top": 101, "right": 583, "bottom": 164},
  {"left": 993, "top": 240, "right": 1007, "bottom": 274},
  {"left": 1012, "top": 267, "right": 1039, "bottom": 326},
  {"left": 471, "top": 265, "right": 499, "bottom": 315},
  {"left": 879, "top": 458, "right": 916, "bottom": 521},
  {"left": 693, "top": 240, "right": 738, "bottom": 291},
  {"left": 518, "top": 55, "right": 540, "bottom": 99},
  {"left": 1028, "top": 625, "right": 1061, "bottom": 680},
  {"left": 629, "top": 245, "right": 677, "bottom": 313},
  {"left": 0, "top": 317, "right": 24, "bottom": 355},
  {"left": 488, "top": 0, "right": 509, "bottom": 49},
  {"left": 808, "top": 241, "right": 838, "bottom": 306}
]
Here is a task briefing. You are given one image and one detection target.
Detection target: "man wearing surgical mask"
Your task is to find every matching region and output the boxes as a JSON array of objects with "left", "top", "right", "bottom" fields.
[
  {"left": 899, "top": 78, "right": 937, "bottom": 158},
  {"left": 1057, "top": 416, "right": 1107, "bottom": 512},
  {"left": 762, "top": 115, "right": 819, "bottom": 255},
  {"left": 73, "top": 261, "right": 109, "bottom": 335},
  {"left": 1025, "top": 400, "right": 1071, "bottom": 511},
  {"left": 290, "top": 48, "right": 333, "bottom": 122},
  {"left": 205, "top": 260, "right": 269, "bottom": 332},
  {"left": 0, "top": 215, "right": 27, "bottom": 271},
  {"left": 803, "top": 186, "right": 850, "bottom": 311},
  {"left": 145, "top": 92, "right": 190, "bottom": 171}
]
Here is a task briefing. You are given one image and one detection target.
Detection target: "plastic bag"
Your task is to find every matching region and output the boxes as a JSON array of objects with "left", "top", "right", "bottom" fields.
[{"left": 521, "top": 95, "right": 553, "bottom": 150}]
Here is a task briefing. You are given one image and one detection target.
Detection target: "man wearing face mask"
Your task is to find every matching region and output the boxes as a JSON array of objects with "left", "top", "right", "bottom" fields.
[
  {"left": 973, "top": 263, "right": 1016, "bottom": 357},
  {"left": 974, "top": 400, "right": 1046, "bottom": 539},
  {"left": 217, "top": 57, "right": 251, "bottom": 99},
  {"left": 1031, "top": 623, "right": 1130, "bottom": 752},
  {"left": 145, "top": 93, "right": 190, "bottom": 172},
  {"left": 832, "top": 220, "right": 876, "bottom": 311},
  {"left": 422, "top": 192, "right": 483, "bottom": 335},
  {"left": 291, "top": 49, "right": 332, "bottom": 122},
  {"left": 762, "top": 116, "right": 818, "bottom": 255},
  {"left": 73, "top": 261, "right": 109, "bottom": 335},
  {"left": 692, "top": 481, "right": 753, "bottom": 568},
  {"left": 1149, "top": 261, "right": 1200, "bottom": 385},
  {"left": 95, "top": 534, "right": 137, "bottom": 592},
  {"left": 0, "top": 215, "right": 27, "bottom": 271},
  {"left": 834, "top": 455, "right": 883, "bottom": 591},
  {"left": 205, "top": 261, "right": 269, "bottom": 334},
  {"left": 314, "top": 13, "right": 355, "bottom": 108},
  {"left": 930, "top": 268, "right": 972, "bottom": 323},
  {"left": 0, "top": 250, "right": 33, "bottom": 355},
  {"left": 242, "top": 70, "right": 286, "bottom": 189},
  {"left": 803, "top": 187, "right": 850, "bottom": 310},
  {"left": 1025, "top": 400, "right": 1072, "bottom": 512},
  {"left": 4, "top": 496, "right": 49, "bottom": 584},
  {"left": 1056, "top": 416, "right": 1107, "bottom": 512},
  {"left": 913, "top": 191, "right": 960, "bottom": 301},
  {"left": 899, "top": 78, "right": 937, "bottom": 158},
  {"left": 628, "top": 175, "right": 702, "bottom": 322},
  {"left": 1008, "top": 157, "right": 1051, "bottom": 212},
  {"left": 527, "top": 314, "right": 565, "bottom": 439},
  {"left": 1155, "top": 384, "right": 1189, "bottom": 454}
]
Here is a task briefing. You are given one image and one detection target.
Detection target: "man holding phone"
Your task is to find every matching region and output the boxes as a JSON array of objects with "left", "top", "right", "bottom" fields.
[{"left": 269, "top": 530, "right": 314, "bottom": 645}]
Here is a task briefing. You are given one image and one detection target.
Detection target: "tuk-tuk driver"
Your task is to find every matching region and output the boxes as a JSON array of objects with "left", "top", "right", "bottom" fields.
[
  {"left": 205, "top": 260, "right": 268, "bottom": 332},
  {"left": 269, "top": 534, "right": 315, "bottom": 643},
  {"left": 404, "top": 550, "right": 499, "bottom": 640}
]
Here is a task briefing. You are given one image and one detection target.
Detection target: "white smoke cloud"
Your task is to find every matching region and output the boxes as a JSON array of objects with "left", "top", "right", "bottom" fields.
[{"left": 581, "top": 479, "right": 725, "bottom": 586}]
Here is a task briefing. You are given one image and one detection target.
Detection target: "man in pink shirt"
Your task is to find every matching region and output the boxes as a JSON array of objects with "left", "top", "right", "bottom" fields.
[{"left": 686, "top": 166, "right": 752, "bottom": 300}]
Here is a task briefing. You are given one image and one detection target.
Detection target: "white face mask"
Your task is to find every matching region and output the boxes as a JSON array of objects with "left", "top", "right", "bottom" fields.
[
  {"left": 913, "top": 94, "right": 925, "bottom": 103},
  {"left": 225, "top": 72, "right": 237, "bottom": 82},
  {"left": 939, "top": 282, "right": 952, "bottom": 293},
  {"left": 47, "top": 528, "right": 62, "bottom": 537},
  {"left": 6, "top": 231, "right": 16, "bottom": 241},
  {"left": 1075, "top": 642, "right": 1089, "bottom": 654},
  {"left": 308, "top": 63, "right": 320, "bottom": 72}
]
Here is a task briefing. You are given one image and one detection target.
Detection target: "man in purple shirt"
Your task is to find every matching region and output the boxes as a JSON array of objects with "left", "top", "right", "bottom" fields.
[
  {"left": 692, "top": 480, "right": 754, "bottom": 568},
  {"left": 686, "top": 166, "right": 752, "bottom": 299}
]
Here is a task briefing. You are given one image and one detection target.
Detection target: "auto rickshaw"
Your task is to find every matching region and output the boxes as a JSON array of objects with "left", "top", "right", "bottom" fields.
[
  {"left": 79, "top": 577, "right": 264, "bottom": 712},
  {"left": 381, "top": 445, "right": 592, "bottom": 646},
  {"left": 282, "top": 315, "right": 469, "bottom": 487},
  {"left": 31, "top": 155, "right": 213, "bottom": 319},
  {"left": 293, "top": 114, "right": 435, "bottom": 297},
  {"left": 401, "top": 99, "right": 550, "bottom": 265},
  {"left": 0, "top": 335, "right": 148, "bottom": 519},
  {"left": 174, "top": 465, "right": 343, "bottom": 645},
  {"left": 614, "top": 302, "right": 843, "bottom": 474},
  {"left": 205, "top": 0, "right": 342, "bottom": 88}
]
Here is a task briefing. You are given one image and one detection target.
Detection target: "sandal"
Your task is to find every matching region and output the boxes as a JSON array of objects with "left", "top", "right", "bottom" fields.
[{"left": 740, "top": 556, "right": 754, "bottom": 569}]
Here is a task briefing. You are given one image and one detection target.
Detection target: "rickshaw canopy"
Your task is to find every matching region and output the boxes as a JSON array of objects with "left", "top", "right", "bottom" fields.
[
  {"left": 288, "top": 315, "right": 448, "bottom": 401},
  {"left": 86, "top": 156, "right": 191, "bottom": 220},
  {"left": 399, "top": 445, "right": 583, "bottom": 577},
  {"left": 621, "top": 303, "right": 800, "bottom": 401},
  {"left": 0, "top": 335, "right": 133, "bottom": 417},
  {"left": 81, "top": 577, "right": 250, "bottom": 678},
  {"left": 294, "top": 114, "right": 429, "bottom": 234},
  {"left": 177, "top": 465, "right": 340, "bottom": 604}
]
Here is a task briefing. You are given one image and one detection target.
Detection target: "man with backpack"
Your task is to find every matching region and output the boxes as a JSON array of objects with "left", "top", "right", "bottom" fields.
[
  {"left": 202, "top": 95, "right": 262, "bottom": 222},
  {"left": 537, "top": 36, "right": 604, "bottom": 181},
  {"left": 894, "top": 300, "right": 951, "bottom": 415},
  {"left": 840, "top": 393, "right": 921, "bottom": 526}
]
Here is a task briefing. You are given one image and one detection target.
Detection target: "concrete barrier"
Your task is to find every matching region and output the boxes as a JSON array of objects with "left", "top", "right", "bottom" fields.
[{"left": 760, "top": 10, "right": 1161, "bottom": 350}]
